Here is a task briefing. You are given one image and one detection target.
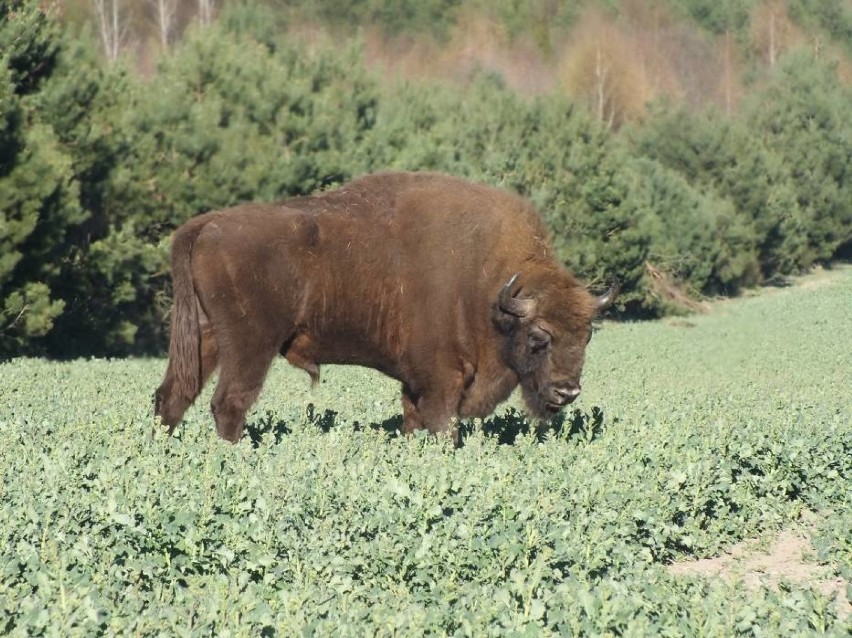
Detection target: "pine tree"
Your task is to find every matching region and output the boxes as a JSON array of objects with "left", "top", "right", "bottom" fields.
[
  {"left": 0, "top": 2, "right": 83, "bottom": 356},
  {"left": 744, "top": 50, "right": 852, "bottom": 263}
]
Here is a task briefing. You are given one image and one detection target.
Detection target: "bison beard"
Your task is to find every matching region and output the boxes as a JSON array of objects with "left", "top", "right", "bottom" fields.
[{"left": 154, "top": 171, "right": 618, "bottom": 445}]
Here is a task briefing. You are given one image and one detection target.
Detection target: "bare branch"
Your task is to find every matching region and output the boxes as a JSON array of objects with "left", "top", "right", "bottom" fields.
[{"left": 0, "top": 305, "right": 29, "bottom": 336}]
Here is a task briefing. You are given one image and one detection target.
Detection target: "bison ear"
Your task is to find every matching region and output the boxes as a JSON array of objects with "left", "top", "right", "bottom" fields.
[
  {"left": 528, "top": 325, "right": 552, "bottom": 352},
  {"left": 595, "top": 282, "right": 620, "bottom": 313}
]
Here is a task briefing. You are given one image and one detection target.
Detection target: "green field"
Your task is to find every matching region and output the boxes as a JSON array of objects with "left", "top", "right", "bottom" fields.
[{"left": 1, "top": 268, "right": 850, "bottom": 636}]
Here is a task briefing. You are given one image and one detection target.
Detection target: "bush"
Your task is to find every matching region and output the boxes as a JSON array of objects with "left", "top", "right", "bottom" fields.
[
  {"left": 110, "top": 23, "right": 379, "bottom": 232},
  {"left": 629, "top": 103, "right": 811, "bottom": 278},
  {"left": 631, "top": 49, "right": 852, "bottom": 280}
]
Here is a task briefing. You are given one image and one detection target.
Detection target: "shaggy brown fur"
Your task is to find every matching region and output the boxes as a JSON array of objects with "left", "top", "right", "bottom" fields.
[{"left": 154, "top": 172, "right": 617, "bottom": 444}]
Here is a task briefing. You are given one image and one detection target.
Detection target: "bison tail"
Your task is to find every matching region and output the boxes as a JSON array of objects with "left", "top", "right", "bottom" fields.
[{"left": 167, "top": 215, "right": 209, "bottom": 401}]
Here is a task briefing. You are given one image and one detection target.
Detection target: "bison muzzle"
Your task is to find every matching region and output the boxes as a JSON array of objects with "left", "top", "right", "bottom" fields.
[{"left": 154, "top": 171, "right": 618, "bottom": 444}]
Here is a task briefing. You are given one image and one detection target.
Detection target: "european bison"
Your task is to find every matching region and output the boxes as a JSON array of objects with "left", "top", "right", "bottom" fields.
[{"left": 155, "top": 171, "right": 618, "bottom": 444}]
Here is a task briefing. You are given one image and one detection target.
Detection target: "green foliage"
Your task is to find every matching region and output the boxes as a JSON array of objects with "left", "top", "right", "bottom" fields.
[
  {"left": 630, "top": 103, "right": 810, "bottom": 278},
  {"left": 1, "top": 270, "right": 850, "bottom": 634},
  {"left": 1, "top": 282, "right": 63, "bottom": 341},
  {"left": 467, "top": 0, "right": 595, "bottom": 50},
  {"left": 217, "top": 1, "right": 292, "bottom": 51},
  {"left": 674, "top": 0, "right": 756, "bottom": 35},
  {"left": 630, "top": 48, "right": 852, "bottom": 281},
  {"left": 786, "top": 0, "right": 852, "bottom": 54},
  {"left": 616, "top": 157, "right": 759, "bottom": 298},
  {"left": 28, "top": 38, "right": 159, "bottom": 357},
  {"left": 0, "top": 3, "right": 167, "bottom": 358},
  {"left": 111, "top": 22, "right": 378, "bottom": 230}
]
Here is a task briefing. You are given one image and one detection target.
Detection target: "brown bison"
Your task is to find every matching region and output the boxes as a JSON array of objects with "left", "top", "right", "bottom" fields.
[{"left": 154, "top": 171, "right": 618, "bottom": 444}]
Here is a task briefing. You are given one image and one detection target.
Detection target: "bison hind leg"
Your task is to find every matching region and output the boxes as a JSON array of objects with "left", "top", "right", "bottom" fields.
[
  {"left": 211, "top": 344, "right": 278, "bottom": 443},
  {"left": 291, "top": 357, "right": 320, "bottom": 386},
  {"left": 282, "top": 334, "right": 320, "bottom": 385}
]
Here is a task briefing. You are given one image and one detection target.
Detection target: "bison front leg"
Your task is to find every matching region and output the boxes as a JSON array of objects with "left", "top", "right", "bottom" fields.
[
  {"left": 401, "top": 385, "right": 424, "bottom": 435},
  {"left": 401, "top": 380, "right": 463, "bottom": 447}
]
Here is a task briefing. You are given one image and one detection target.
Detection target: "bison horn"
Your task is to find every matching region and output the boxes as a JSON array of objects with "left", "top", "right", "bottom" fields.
[
  {"left": 596, "top": 282, "right": 620, "bottom": 312},
  {"left": 499, "top": 273, "right": 536, "bottom": 317}
]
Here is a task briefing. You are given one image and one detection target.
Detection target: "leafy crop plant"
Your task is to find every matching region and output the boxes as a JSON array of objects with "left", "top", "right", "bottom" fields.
[{"left": 1, "top": 268, "right": 850, "bottom": 635}]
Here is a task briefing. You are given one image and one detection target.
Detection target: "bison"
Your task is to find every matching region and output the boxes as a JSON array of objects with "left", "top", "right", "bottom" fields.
[{"left": 154, "top": 171, "right": 618, "bottom": 444}]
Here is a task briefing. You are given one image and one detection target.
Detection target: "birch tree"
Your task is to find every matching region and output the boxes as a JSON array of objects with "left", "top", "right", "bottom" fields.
[
  {"left": 92, "top": 0, "right": 126, "bottom": 62},
  {"left": 751, "top": 1, "right": 797, "bottom": 69},
  {"left": 148, "top": 0, "right": 177, "bottom": 48},
  {"left": 197, "top": 0, "right": 215, "bottom": 27}
]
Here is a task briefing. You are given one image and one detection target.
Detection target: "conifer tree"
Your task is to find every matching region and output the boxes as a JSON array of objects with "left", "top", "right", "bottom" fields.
[
  {"left": 0, "top": 1, "right": 82, "bottom": 355},
  {"left": 744, "top": 50, "right": 852, "bottom": 263}
]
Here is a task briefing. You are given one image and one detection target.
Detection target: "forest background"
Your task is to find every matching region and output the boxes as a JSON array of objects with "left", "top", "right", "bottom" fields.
[{"left": 1, "top": 0, "right": 850, "bottom": 358}]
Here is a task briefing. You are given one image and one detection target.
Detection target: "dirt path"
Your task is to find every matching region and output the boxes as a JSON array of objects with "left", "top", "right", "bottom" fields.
[{"left": 669, "top": 527, "right": 850, "bottom": 619}]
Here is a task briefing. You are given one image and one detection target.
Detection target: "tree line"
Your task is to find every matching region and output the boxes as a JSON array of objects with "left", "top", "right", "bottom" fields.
[{"left": 1, "top": 0, "right": 850, "bottom": 357}]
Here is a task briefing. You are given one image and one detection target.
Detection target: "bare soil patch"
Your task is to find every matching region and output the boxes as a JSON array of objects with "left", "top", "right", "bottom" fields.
[
  {"left": 669, "top": 528, "right": 850, "bottom": 618},
  {"left": 660, "top": 263, "right": 851, "bottom": 315}
]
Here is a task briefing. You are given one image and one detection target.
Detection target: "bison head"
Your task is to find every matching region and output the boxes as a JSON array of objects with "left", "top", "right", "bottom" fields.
[{"left": 494, "top": 271, "right": 618, "bottom": 419}]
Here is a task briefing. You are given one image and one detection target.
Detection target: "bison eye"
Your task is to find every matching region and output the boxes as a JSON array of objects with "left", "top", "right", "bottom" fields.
[{"left": 528, "top": 326, "right": 551, "bottom": 353}]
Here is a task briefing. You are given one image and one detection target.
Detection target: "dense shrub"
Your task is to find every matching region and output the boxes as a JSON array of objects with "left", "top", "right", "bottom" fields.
[
  {"left": 631, "top": 50, "right": 852, "bottom": 279},
  {"left": 629, "top": 104, "right": 810, "bottom": 278},
  {"left": 280, "top": 0, "right": 463, "bottom": 38},
  {"left": 2, "top": 4, "right": 381, "bottom": 357},
  {"left": 110, "top": 24, "right": 378, "bottom": 233},
  {"left": 0, "top": 1, "right": 167, "bottom": 358}
]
